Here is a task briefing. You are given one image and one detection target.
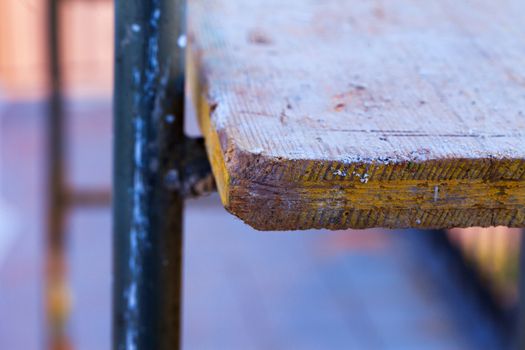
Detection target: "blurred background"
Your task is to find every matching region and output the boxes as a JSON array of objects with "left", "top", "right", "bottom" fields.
[{"left": 0, "top": 0, "right": 522, "bottom": 349}]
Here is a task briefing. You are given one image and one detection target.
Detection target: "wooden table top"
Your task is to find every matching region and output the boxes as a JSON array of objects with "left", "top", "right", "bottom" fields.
[{"left": 188, "top": 0, "right": 525, "bottom": 230}]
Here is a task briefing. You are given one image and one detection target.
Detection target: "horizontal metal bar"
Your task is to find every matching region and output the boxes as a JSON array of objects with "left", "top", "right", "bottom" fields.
[{"left": 65, "top": 189, "right": 112, "bottom": 207}]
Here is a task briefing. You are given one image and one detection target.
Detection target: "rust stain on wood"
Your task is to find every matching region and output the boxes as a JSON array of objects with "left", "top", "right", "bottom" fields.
[{"left": 188, "top": 0, "right": 525, "bottom": 230}]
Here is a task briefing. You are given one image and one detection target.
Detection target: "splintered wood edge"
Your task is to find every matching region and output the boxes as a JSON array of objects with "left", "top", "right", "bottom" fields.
[{"left": 188, "top": 50, "right": 525, "bottom": 231}]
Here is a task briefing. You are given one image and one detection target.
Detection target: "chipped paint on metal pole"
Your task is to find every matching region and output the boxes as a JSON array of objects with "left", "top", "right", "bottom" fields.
[{"left": 113, "top": 0, "right": 186, "bottom": 349}]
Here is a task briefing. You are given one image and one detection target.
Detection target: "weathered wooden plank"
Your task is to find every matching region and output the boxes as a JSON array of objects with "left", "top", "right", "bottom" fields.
[{"left": 188, "top": 0, "right": 525, "bottom": 230}]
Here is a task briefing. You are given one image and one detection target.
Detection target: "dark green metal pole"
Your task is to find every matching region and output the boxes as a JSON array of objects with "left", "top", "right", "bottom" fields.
[{"left": 113, "top": 0, "right": 187, "bottom": 349}]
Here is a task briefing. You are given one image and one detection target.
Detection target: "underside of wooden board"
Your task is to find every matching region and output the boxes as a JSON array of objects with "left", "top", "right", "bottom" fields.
[{"left": 188, "top": 0, "right": 525, "bottom": 230}]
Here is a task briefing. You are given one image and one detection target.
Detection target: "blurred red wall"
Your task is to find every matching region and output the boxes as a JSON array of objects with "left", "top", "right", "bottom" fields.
[{"left": 0, "top": 0, "right": 113, "bottom": 100}]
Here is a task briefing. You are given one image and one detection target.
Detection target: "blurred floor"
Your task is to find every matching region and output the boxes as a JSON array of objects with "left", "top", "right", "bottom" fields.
[{"left": 0, "top": 98, "right": 506, "bottom": 349}]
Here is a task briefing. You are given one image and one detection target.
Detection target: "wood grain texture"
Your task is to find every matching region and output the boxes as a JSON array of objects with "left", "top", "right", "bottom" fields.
[{"left": 188, "top": 0, "right": 525, "bottom": 230}]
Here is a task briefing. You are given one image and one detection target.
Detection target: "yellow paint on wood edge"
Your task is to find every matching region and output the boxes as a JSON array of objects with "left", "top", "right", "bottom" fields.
[{"left": 187, "top": 48, "right": 230, "bottom": 207}]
